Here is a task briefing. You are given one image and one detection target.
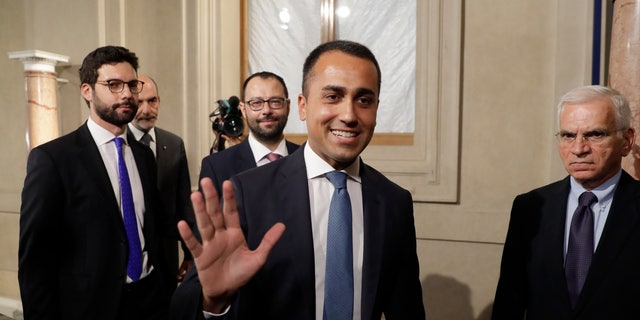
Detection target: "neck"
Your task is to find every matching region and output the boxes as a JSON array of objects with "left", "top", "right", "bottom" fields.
[
  {"left": 255, "top": 135, "right": 284, "bottom": 151},
  {"left": 90, "top": 114, "right": 126, "bottom": 136}
]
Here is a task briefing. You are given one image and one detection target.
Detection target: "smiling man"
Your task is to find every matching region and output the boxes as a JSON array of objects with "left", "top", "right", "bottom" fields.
[
  {"left": 19, "top": 46, "right": 173, "bottom": 320},
  {"left": 171, "top": 40, "right": 425, "bottom": 320},
  {"left": 492, "top": 85, "right": 640, "bottom": 319},
  {"left": 198, "top": 71, "right": 299, "bottom": 196}
]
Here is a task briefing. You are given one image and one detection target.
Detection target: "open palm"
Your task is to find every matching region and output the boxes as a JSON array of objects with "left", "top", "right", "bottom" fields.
[{"left": 178, "top": 178, "right": 285, "bottom": 312}]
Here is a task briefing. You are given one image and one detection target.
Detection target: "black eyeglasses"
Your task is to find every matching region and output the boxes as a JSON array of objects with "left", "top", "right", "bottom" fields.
[
  {"left": 95, "top": 79, "right": 145, "bottom": 94},
  {"left": 245, "top": 97, "right": 288, "bottom": 111}
]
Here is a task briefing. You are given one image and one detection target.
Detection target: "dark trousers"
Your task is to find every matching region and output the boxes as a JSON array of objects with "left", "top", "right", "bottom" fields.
[{"left": 118, "top": 270, "right": 171, "bottom": 320}]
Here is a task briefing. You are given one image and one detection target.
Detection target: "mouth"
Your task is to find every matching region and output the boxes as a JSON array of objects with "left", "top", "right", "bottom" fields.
[
  {"left": 570, "top": 161, "right": 594, "bottom": 169},
  {"left": 117, "top": 103, "right": 136, "bottom": 110},
  {"left": 331, "top": 129, "right": 357, "bottom": 138},
  {"left": 258, "top": 118, "right": 278, "bottom": 125}
]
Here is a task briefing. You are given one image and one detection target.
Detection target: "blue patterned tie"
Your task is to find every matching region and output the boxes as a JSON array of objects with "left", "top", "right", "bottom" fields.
[
  {"left": 323, "top": 171, "right": 353, "bottom": 320},
  {"left": 114, "top": 137, "right": 142, "bottom": 281},
  {"left": 565, "top": 191, "right": 597, "bottom": 307}
]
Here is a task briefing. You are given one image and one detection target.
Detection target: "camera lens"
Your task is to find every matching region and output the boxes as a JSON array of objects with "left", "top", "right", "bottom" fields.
[{"left": 223, "top": 116, "right": 244, "bottom": 137}]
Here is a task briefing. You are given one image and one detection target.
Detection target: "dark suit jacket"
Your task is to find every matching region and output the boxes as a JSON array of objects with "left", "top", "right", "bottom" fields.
[
  {"left": 170, "top": 146, "right": 425, "bottom": 319},
  {"left": 492, "top": 171, "right": 640, "bottom": 319},
  {"left": 19, "top": 123, "right": 172, "bottom": 320},
  {"left": 198, "top": 139, "right": 299, "bottom": 194},
  {"left": 198, "top": 138, "right": 299, "bottom": 195},
  {"left": 152, "top": 127, "right": 194, "bottom": 274}
]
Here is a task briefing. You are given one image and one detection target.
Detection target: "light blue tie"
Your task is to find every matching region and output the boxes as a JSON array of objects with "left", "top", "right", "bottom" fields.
[
  {"left": 114, "top": 137, "right": 142, "bottom": 281},
  {"left": 323, "top": 171, "right": 353, "bottom": 320}
]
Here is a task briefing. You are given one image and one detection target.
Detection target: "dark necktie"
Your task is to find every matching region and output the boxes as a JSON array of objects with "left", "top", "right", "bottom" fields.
[
  {"left": 565, "top": 191, "right": 597, "bottom": 307},
  {"left": 265, "top": 152, "right": 282, "bottom": 162},
  {"left": 323, "top": 171, "right": 353, "bottom": 320},
  {"left": 114, "top": 137, "right": 143, "bottom": 281},
  {"left": 140, "top": 133, "right": 151, "bottom": 147}
]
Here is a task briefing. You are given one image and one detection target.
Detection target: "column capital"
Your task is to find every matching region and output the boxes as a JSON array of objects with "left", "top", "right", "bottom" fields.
[{"left": 8, "top": 50, "right": 69, "bottom": 73}]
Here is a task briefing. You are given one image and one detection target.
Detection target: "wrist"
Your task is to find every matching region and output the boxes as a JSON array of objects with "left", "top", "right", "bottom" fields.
[{"left": 202, "top": 295, "right": 231, "bottom": 314}]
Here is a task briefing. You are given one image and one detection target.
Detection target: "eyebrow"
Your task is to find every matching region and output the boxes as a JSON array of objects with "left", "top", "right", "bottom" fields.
[
  {"left": 558, "top": 128, "right": 609, "bottom": 133},
  {"left": 321, "top": 85, "right": 375, "bottom": 97},
  {"left": 321, "top": 85, "right": 346, "bottom": 94}
]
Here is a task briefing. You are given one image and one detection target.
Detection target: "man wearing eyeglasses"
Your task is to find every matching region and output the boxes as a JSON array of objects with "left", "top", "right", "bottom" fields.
[
  {"left": 198, "top": 71, "right": 299, "bottom": 196},
  {"left": 19, "top": 46, "right": 173, "bottom": 320},
  {"left": 493, "top": 85, "right": 640, "bottom": 319}
]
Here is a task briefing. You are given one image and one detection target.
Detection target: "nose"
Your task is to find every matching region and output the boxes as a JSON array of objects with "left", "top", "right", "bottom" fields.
[
  {"left": 120, "top": 84, "right": 135, "bottom": 99},
  {"left": 340, "top": 101, "right": 357, "bottom": 125},
  {"left": 570, "top": 137, "right": 591, "bottom": 156},
  {"left": 136, "top": 103, "right": 149, "bottom": 115}
]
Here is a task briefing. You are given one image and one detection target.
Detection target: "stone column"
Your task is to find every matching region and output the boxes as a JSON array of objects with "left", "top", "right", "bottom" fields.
[
  {"left": 609, "top": 0, "right": 640, "bottom": 178},
  {"left": 8, "top": 50, "right": 69, "bottom": 150}
]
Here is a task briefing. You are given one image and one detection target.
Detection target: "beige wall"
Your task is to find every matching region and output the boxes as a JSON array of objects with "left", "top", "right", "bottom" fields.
[{"left": 0, "top": 0, "right": 598, "bottom": 318}]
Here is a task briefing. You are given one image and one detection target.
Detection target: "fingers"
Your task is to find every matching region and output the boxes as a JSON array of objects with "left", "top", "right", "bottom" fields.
[
  {"left": 221, "top": 180, "right": 241, "bottom": 229},
  {"left": 178, "top": 220, "right": 202, "bottom": 258},
  {"left": 200, "top": 178, "right": 225, "bottom": 230}
]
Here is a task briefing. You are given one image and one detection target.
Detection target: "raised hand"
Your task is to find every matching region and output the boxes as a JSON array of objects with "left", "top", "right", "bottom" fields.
[{"left": 177, "top": 178, "right": 286, "bottom": 313}]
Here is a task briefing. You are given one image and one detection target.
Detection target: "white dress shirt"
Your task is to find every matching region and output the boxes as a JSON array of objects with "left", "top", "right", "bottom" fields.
[
  {"left": 564, "top": 170, "right": 620, "bottom": 257},
  {"left": 246, "top": 132, "right": 289, "bottom": 166},
  {"left": 128, "top": 124, "right": 156, "bottom": 157},
  {"left": 88, "top": 118, "right": 152, "bottom": 282},
  {"left": 305, "top": 143, "right": 364, "bottom": 320}
]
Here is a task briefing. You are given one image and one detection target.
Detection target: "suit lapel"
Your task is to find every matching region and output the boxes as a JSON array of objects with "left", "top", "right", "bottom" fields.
[
  {"left": 359, "top": 163, "right": 385, "bottom": 320},
  {"left": 235, "top": 140, "right": 257, "bottom": 172},
  {"left": 129, "top": 137, "right": 157, "bottom": 235},
  {"left": 539, "top": 178, "right": 570, "bottom": 282},
  {"left": 271, "top": 148, "right": 316, "bottom": 313},
  {"left": 75, "top": 123, "right": 126, "bottom": 232}
]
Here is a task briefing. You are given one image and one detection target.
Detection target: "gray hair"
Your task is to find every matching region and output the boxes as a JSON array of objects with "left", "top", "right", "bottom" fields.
[{"left": 557, "top": 85, "right": 631, "bottom": 130}]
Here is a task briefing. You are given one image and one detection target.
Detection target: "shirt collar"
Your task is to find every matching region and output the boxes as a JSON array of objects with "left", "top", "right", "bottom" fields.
[
  {"left": 569, "top": 170, "right": 621, "bottom": 205},
  {"left": 127, "top": 123, "right": 155, "bottom": 142},
  {"left": 247, "top": 132, "right": 288, "bottom": 163},
  {"left": 304, "top": 143, "right": 361, "bottom": 183},
  {"left": 87, "top": 117, "right": 129, "bottom": 146}
]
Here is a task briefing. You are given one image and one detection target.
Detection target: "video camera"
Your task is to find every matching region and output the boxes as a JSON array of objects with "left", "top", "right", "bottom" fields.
[{"left": 209, "top": 96, "right": 244, "bottom": 137}]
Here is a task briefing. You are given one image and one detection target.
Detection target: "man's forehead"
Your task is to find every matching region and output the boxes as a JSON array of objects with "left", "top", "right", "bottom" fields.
[
  {"left": 97, "top": 62, "right": 136, "bottom": 79},
  {"left": 246, "top": 77, "right": 285, "bottom": 94}
]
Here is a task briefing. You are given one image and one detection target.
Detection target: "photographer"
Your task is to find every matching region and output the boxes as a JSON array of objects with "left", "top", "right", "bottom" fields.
[
  {"left": 209, "top": 97, "right": 244, "bottom": 154},
  {"left": 199, "top": 71, "right": 299, "bottom": 195}
]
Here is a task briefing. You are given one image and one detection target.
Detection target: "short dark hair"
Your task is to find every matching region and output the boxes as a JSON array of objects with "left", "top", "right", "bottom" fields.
[
  {"left": 241, "top": 71, "right": 289, "bottom": 101},
  {"left": 302, "top": 40, "right": 381, "bottom": 96},
  {"left": 79, "top": 46, "right": 139, "bottom": 86}
]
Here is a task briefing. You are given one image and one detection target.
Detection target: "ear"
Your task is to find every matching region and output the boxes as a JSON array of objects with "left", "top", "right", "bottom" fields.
[
  {"left": 298, "top": 94, "right": 307, "bottom": 121},
  {"left": 239, "top": 102, "right": 247, "bottom": 119},
  {"left": 622, "top": 127, "right": 636, "bottom": 156},
  {"left": 80, "top": 83, "right": 93, "bottom": 103}
]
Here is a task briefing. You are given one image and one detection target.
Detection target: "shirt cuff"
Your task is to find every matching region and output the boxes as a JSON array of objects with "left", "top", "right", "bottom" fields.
[{"left": 203, "top": 304, "right": 231, "bottom": 319}]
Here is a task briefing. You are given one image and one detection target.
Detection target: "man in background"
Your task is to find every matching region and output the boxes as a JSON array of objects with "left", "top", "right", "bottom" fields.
[
  {"left": 19, "top": 46, "right": 172, "bottom": 320},
  {"left": 128, "top": 74, "right": 194, "bottom": 282},
  {"left": 198, "top": 71, "right": 299, "bottom": 195},
  {"left": 493, "top": 85, "right": 640, "bottom": 319}
]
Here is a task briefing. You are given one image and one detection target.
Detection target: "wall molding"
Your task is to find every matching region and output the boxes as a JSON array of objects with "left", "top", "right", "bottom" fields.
[{"left": 363, "top": 0, "right": 462, "bottom": 203}]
